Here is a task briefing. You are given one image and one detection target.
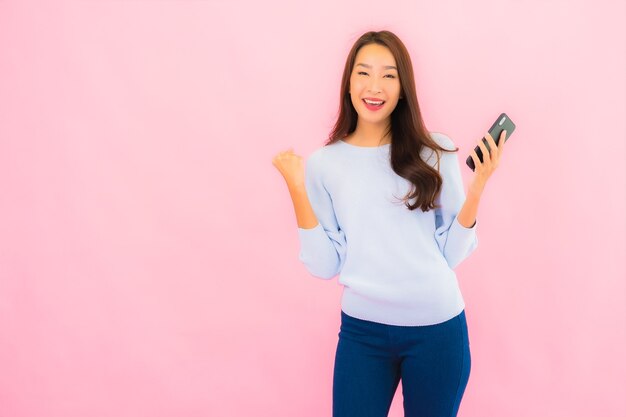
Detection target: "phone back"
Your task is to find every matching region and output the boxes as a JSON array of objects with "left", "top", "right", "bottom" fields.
[{"left": 466, "top": 113, "right": 516, "bottom": 171}]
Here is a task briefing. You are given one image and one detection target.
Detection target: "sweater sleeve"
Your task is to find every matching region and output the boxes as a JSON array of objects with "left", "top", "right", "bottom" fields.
[
  {"left": 297, "top": 152, "right": 348, "bottom": 279},
  {"left": 433, "top": 135, "right": 479, "bottom": 269}
]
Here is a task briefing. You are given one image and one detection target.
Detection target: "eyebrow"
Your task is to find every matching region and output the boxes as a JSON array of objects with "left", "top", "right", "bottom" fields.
[{"left": 356, "top": 63, "right": 398, "bottom": 70}]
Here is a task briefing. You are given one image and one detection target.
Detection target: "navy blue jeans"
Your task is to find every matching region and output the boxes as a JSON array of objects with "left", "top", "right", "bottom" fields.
[{"left": 333, "top": 309, "right": 471, "bottom": 417}]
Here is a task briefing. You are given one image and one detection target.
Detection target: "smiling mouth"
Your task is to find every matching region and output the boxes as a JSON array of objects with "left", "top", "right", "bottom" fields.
[
  {"left": 363, "top": 99, "right": 385, "bottom": 106},
  {"left": 362, "top": 99, "right": 386, "bottom": 110}
]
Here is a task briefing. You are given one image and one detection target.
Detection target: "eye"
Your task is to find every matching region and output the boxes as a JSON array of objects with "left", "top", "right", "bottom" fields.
[{"left": 357, "top": 71, "right": 396, "bottom": 79}]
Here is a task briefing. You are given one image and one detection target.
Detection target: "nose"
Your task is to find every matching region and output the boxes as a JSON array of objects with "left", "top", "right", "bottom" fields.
[{"left": 367, "top": 78, "right": 382, "bottom": 94}]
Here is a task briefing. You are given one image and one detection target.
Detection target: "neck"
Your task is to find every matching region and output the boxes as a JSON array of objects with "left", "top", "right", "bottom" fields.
[{"left": 348, "top": 120, "right": 392, "bottom": 146}]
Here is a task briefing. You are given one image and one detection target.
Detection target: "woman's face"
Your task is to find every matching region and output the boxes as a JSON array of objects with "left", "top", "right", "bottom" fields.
[{"left": 349, "top": 43, "right": 402, "bottom": 123}]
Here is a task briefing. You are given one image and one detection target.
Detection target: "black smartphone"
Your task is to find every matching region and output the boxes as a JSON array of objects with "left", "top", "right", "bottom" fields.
[{"left": 466, "top": 113, "right": 516, "bottom": 171}]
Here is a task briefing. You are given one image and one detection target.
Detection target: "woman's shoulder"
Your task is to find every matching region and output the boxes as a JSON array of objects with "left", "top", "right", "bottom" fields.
[
  {"left": 307, "top": 140, "right": 344, "bottom": 163},
  {"left": 418, "top": 132, "right": 456, "bottom": 167},
  {"left": 303, "top": 141, "right": 342, "bottom": 181},
  {"left": 306, "top": 143, "right": 329, "bottom": 163},
  {"left": 428, "top": 131, "right": 456, "bottom": 150}
]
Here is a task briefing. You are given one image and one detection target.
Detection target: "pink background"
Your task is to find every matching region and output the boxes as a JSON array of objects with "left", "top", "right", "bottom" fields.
[{"left": 1, "top": 1, "right": 624, "bottom": 416}]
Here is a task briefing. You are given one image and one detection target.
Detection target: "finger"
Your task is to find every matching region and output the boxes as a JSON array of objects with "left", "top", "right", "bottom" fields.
[
  {"left": 484, "top": 133, "right": 499, "bottom": 161},
  {"left": 470, "top": 149, "right": 482, "bottom": 172},
  {"left": 484, "top": 132, "right": 495, "bottom": 151},
  {"left": 477, "top": 139, "right": 491, "bottom": 167},
  {"left": 499, "top": 130, "right": 507, "bottom": 152}
]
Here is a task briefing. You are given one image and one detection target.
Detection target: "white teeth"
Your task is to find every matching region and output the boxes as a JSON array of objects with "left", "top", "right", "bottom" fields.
[{"left": 364, "top": 99, "right": 384, "bottom": 105}]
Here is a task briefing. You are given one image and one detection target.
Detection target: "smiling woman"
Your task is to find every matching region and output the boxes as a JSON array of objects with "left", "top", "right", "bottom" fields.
[
  {"left": 272, "top": 30, "right": 490, "bottom": 417},
  {"left": 330, "top": 34, "right": 461, "bottom": 213}
]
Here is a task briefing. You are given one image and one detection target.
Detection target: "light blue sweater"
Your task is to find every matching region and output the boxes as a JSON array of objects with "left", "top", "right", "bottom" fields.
[{"left": 297, "top": 132, "right": 478, "bottom": 326}]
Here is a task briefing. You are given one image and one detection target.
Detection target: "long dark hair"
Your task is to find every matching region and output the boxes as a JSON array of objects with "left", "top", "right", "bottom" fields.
[{"left": 325, "top": 30, "right": 458, "bottom": 212}]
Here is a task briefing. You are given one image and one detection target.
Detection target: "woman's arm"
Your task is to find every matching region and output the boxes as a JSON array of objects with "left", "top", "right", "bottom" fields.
[
  {"left": 273, "top": 148, "right": 347, "bottom": 279},
  {"left": 457, "top": 187, "right": 481, "bottom": 228},
  {"left": 287, "top": 183, "right": 319, "bottom": 229},
  {"left": 458, "top": 129, "right": 508, "bottom": 228},
  {"left": 272, "top": 148, "right": 320, "bottom": 229}
]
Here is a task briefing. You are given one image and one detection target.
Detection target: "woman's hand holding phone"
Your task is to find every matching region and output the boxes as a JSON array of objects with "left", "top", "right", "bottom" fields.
[
  {"left": 467, "top": 130, "right": 507, "bottom": 195},
  {"left": 465, "top": 112, "right": 515, "bottom": 195}
]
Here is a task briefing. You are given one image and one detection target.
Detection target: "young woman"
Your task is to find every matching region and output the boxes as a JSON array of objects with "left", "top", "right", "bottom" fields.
[{"left": 272, "top": 30, "right": 506, "bottom": 417}]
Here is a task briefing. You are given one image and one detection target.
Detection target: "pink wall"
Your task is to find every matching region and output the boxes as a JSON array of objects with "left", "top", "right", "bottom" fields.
[{"left": 1, "top": 1, "right": 624, "bottom": 416}]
